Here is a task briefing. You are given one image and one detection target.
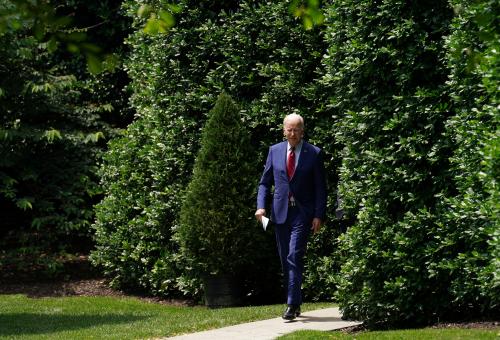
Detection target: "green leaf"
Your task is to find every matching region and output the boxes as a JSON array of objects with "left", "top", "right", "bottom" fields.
[
  {"left": 33, "top": 20, "right": 45, "bottom": 40},
  {"left": 43, "top": 129, "right": 62, "bottom": 142},
  {"left": 86, "top": 53, "right": 103, "bottom": 74},
  {"left": 80, "top": 42, "right": 102, "bottom": 54},
  {"left": 144, "top": 17, "right": 160, "bottom": 35},
  {"left": 16, "top": 198, "right": 33, "bottom": 210},
  {"left": 138, "top": 4, "right": 152, "bottom": 18},
  {"left": 84, "top": 131, "right": 105, "bottom": 143},
  {"left": 158, "top": 10, "right": 175, "bottom": 29},
  {"left": 47, "top": 37, "right": 57, "bottom": 53},
  {"left": 102, "top": 53, "right": 120, "bottom": 72},
  {"left": 303, "top": 16, "right": 313, "bottom": 30},
  {"left": 10, "top": 19, "right": 22, "bottom": 30},
  {"left": 474, "top": 12, "right": 494, "bottom": 28},
  {"left": 67, "top": 43, "right": 79, "bottom": 53},
  {"left": 166, "top": 4, "right": 183, "bottom": 14},
  {"left": 144, "top": 11, "right": 175, "bottom": 35}
]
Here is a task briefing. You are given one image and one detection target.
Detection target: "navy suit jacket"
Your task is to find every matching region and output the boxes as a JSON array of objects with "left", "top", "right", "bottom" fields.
[{"left": 257, "top": 141, "right": 327, "bottom": 225}]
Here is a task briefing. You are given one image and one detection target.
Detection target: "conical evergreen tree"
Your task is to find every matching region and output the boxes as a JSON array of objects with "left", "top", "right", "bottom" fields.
[{"left": 178, "top": 93, "right": 258, "bottom": 276}]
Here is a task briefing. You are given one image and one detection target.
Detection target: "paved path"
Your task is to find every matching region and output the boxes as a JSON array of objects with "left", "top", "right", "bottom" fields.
[{"left": 165, "top": 307, "right": 361, "bottom": 340}]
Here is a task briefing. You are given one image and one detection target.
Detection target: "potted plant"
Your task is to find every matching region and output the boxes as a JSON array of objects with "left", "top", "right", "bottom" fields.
[{"left": 177, "top": 93, "right": 258, "bottom": 307}]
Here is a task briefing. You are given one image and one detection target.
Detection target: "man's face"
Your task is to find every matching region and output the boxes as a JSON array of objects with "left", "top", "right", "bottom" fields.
[{"left": 283, "top": 119, "right": 304, "bottom": 147}]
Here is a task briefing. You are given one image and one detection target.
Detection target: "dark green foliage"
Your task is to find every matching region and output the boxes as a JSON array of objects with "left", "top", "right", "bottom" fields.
[
  {"left": 326, "top": 0, "right": 498, "bottom": 326},
  {"left": 0, "top": 31, "right": 102, "bottom": 251},
  {"left": 0, "top": 0, "right": 131, "bottom": 278},
  {"left": 437, "top": 0, "right": 499, "bottom": 313},
  {"left": 92, "top": 0, "right": 498, "bottom": 320},
  {"left": 177, "top": 93, "right": 258, "bottom": 278},
  {"left": 93, "top": 0, "right": 338, "bottom": 299},
  {"left": 0, "top": 0, "right": 120, "bottom": 74},
  {"left": 302, "top": 224, "right": 343, "bottom": 302}
]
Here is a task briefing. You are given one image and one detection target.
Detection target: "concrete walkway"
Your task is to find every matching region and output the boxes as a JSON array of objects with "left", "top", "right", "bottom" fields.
[{"left": 165, "top": 307, "right": 361, "bottom": 340}]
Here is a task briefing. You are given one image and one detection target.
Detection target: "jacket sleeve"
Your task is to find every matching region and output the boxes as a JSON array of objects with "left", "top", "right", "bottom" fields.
[{"left": 257, "top": 147, "right": 274, "bottom": 210}]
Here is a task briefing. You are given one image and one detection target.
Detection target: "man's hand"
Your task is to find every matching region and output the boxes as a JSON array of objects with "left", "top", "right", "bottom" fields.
[
  {"left": 311, "top": 218, "right": 322, "bottom": 234},
  {"left": 255, "top": 208, "right": 266, "bottom": 222}
]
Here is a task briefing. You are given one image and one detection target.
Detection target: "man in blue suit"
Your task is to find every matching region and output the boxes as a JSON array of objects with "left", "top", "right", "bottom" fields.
[{"left": 255, "top": 114, "right": 327, "bottom": 320}]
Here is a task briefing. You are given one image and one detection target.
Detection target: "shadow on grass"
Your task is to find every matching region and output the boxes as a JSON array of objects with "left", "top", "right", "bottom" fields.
[{"left": 0, "top": 313, "right": 147, "bottom": 336}]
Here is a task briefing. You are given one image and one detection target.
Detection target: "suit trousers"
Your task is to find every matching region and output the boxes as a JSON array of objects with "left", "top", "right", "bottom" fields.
[{"left": 274, "top": 206, "right": 310, "bottom": 306}]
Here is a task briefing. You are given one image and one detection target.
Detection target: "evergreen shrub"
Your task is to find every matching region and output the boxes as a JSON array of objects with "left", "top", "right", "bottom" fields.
[
  {"left": 177, "top": 93, "right": 261, "bottom": 284},
  {"left": 438, "top": 0, "right": 499, "bottom": 312},
  {"left": 0, "top": 0, "right": 131, "bottom": 278},
  {"left": 322, "top": 0, "right": 498, "bottom": 326}
]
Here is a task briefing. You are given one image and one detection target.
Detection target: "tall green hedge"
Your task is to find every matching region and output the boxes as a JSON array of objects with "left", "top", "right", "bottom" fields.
[
  {"left": 439, "top": 0, "right": 499, "bottom": 313},
  {"left": 92, "top": 0, "right": 498, "bottom": 321},
  {"left": 91, "top": 0, "right": 344, "bottom": 299},
  {"left": 326, "top": 0, "right": 498, "bottom": 326}
]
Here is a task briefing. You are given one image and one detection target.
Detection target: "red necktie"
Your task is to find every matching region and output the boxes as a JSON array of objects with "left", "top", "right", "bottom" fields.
[{"left": 287, "top": 146, "right": 295, "bottom": 179}]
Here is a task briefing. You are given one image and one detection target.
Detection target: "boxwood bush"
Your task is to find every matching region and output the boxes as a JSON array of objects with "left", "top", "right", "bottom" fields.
[{"left": 177, "top": 93, "right": 263, "bottom": 288}]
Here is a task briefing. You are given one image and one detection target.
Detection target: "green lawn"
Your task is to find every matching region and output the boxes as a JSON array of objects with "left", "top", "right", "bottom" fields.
[
  {"left": 278, "top": 328, "right": 500, "bottom": 339},
  {"left": 0, "top": 294, "right": 331, "bottom": 339},
  {"left": 3, "top": 294, "right": 498, "bottom": 340}
]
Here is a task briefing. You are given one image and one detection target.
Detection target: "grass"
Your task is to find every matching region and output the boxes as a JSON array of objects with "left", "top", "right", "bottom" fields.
[
  {"left": 0, "top": 294, "right": 332, "bottom": 339},
  {"left": 3, "top": 294, "right": 498, "bottom": 340},
  {"left": 277, "top": 328, "right": 500, "bottom": 339}
]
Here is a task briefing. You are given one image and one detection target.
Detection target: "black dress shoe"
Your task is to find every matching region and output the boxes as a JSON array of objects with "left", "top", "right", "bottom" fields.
[{"left": 282, "top": 305, "right": 301, "bottom": 320}]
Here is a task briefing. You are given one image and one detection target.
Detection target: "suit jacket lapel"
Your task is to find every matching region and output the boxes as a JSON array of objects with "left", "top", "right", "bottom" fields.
[
  {"left": 281, "top": 141, "right": 288, "bottom": 169},
  {"left": 280, "top": 141, "right": 290, "bottom": 181}
]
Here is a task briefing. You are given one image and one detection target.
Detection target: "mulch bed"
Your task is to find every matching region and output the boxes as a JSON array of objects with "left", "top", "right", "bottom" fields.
[
  {"left": 0, "top": 278, "right": 193, "bottom": 306},
  {"left": 337, "top": 320, "right": 500, "bottom": 334},
  {"left": 431, "top": 321, "right": 500, "bottom": 330},
  {"left": 0, "top": 254, "right": 192, "bottom": 306},
  {"left": 0, "top": 278, "right": 123, "bottom": 298}
]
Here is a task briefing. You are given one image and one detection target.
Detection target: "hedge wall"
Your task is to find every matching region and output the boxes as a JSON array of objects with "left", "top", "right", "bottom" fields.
[
  {"left": 92, "top": 0, "right": 498, "bottom": 323},
  {"left": 91, "top": 0, "right": 343, "bottom": 299},
  {"left": 327, "top": 0, "right": 498, "bottom": 326},
  {"left": 440, "top": 0, "right": 499, "bottom": 314}
]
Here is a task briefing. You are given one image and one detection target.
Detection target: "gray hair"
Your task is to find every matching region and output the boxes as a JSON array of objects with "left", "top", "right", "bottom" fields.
[{"left": 283, "top": 113, "right": 304, "bottom": 129}]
